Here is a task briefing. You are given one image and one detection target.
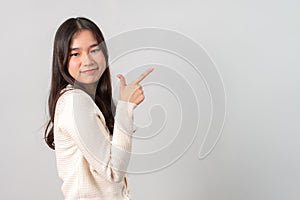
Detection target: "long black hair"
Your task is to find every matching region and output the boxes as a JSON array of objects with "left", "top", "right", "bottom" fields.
[{"left": 44, "top": 17, "right": 115, "bottom": 150}]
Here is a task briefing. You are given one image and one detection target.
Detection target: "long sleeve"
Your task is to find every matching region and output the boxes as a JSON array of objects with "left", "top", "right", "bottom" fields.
[{"left": 55, "top": 88, "right": 137, "bottom": 183}]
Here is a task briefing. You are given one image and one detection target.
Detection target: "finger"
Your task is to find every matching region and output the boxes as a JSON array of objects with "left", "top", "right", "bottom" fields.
[
  {"left": 133, "top": 67, "right": 154, "bottom": 84},
  {"left": 117, "top": 74, "right": 127, "bottom": 89}
]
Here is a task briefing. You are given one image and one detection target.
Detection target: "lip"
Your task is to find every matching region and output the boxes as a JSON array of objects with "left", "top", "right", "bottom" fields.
[{"left": 80, "top": 67, "right": 99, "bottom": 74}]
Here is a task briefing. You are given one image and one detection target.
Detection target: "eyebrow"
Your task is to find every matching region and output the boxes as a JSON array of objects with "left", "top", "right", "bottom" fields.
[{"left": 70, "top": 43, "right": 99, "bottom": 51}]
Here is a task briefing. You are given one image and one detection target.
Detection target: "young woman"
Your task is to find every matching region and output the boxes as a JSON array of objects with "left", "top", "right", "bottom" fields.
[{"left": 44, "top": 17, "right": 153, "bottom": 200}]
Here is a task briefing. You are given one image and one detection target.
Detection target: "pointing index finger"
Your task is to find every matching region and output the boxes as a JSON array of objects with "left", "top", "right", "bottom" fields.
[{"left": 133, "top": 67, "right": 154, "bottom": 84}]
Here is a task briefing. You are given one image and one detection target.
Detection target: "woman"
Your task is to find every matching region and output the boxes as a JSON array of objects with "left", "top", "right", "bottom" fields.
[{"left": 44, "top": 17, "right": 154, "bottom": 200}]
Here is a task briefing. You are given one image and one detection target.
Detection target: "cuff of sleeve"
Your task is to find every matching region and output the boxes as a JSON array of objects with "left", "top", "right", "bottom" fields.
[
  {"left": 117, "top": 100, "right": 137, "bottom": 112},
  {"left": 115, "top": 100, "right": 137, "bottom": 134}
]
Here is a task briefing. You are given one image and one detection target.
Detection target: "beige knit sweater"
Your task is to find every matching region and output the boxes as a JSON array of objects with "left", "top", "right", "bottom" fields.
[{"left": 54, "top": 84, "right": 136, "bottom": 200}]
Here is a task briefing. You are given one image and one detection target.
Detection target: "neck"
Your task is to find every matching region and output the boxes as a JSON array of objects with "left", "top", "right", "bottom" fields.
[{"left": 74, "top": 82, "right": 98, "bottom": 101}]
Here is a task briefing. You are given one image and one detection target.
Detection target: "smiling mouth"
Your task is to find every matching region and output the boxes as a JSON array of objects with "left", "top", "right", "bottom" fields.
[{"left": 81, "top": 67, "right": 99, "bottom": 73}]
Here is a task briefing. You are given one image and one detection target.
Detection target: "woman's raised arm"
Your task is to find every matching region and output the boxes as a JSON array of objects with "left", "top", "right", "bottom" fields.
[{"left": 55, "top": 89, "right": 136, "bottom": 183}]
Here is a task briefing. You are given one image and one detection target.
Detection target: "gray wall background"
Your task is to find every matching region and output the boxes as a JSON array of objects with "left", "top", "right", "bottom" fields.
[{"left": 1, "top": 0, "right": 299, "bottom": 199}]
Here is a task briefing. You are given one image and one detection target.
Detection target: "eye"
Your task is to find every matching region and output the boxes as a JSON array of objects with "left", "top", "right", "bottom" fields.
[
  {"left": 90, "top": 48, "right": 101, "bottom": 54},
  {"left": 70, "top": 52, "right": 79, "bottom": 57}
]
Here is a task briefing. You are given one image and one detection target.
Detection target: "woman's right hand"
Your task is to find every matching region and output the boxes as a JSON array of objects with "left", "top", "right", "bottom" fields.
[{"left": 116, "top": 67, "right": 154, "bottom": 105}]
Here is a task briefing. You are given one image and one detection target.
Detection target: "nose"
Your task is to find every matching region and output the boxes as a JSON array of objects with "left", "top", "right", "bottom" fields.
[{"left": 82, "top": 53, "right": 94, "bottom": 66}]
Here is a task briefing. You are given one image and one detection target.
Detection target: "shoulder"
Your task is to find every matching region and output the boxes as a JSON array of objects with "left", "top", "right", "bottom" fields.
[
  {"left": 56, "top": 85, "right": 95, "bottom": 114},
  {"left": 59, "top": 84, "right": 93, "bottom": 102},
  {"left": 59, "top": 88, "right": 89, "bottom": 101}
]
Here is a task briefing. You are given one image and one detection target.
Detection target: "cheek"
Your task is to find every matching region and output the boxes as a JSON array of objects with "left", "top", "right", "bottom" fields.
[
  {"left": 67, "top": 60, "right": 80, "bottom": 78},
  {"left": 95, "top": 53, "right": 107, "bottom": 69}
]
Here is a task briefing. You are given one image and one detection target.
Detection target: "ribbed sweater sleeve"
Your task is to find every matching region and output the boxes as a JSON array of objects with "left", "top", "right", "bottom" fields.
[{"left": 55, "top": 89, "right": 137, "bottom": 183}]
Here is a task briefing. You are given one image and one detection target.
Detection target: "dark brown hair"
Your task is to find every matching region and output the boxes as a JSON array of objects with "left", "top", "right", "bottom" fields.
[{"left": 44, "top": 17, "right": 115, "bottom": 150}]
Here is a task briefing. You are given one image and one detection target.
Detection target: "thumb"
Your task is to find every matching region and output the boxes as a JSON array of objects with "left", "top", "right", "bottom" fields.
[{"left": 117, "top": 74, "right": 127, "bottom": 89}]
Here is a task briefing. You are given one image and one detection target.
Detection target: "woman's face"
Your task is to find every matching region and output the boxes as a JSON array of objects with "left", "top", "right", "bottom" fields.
[{"left": 68, "top": 29, "right": 106, "bottom": 85}]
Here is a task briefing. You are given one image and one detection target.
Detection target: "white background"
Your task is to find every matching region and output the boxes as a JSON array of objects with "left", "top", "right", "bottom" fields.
[{"left": 0, "top": 0, "right": 299, "bottom": 199}]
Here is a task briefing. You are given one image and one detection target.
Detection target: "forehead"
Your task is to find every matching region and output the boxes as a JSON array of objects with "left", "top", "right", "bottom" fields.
[{"left": 70, "top": 29, "right": 97, "bottom": 48}]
